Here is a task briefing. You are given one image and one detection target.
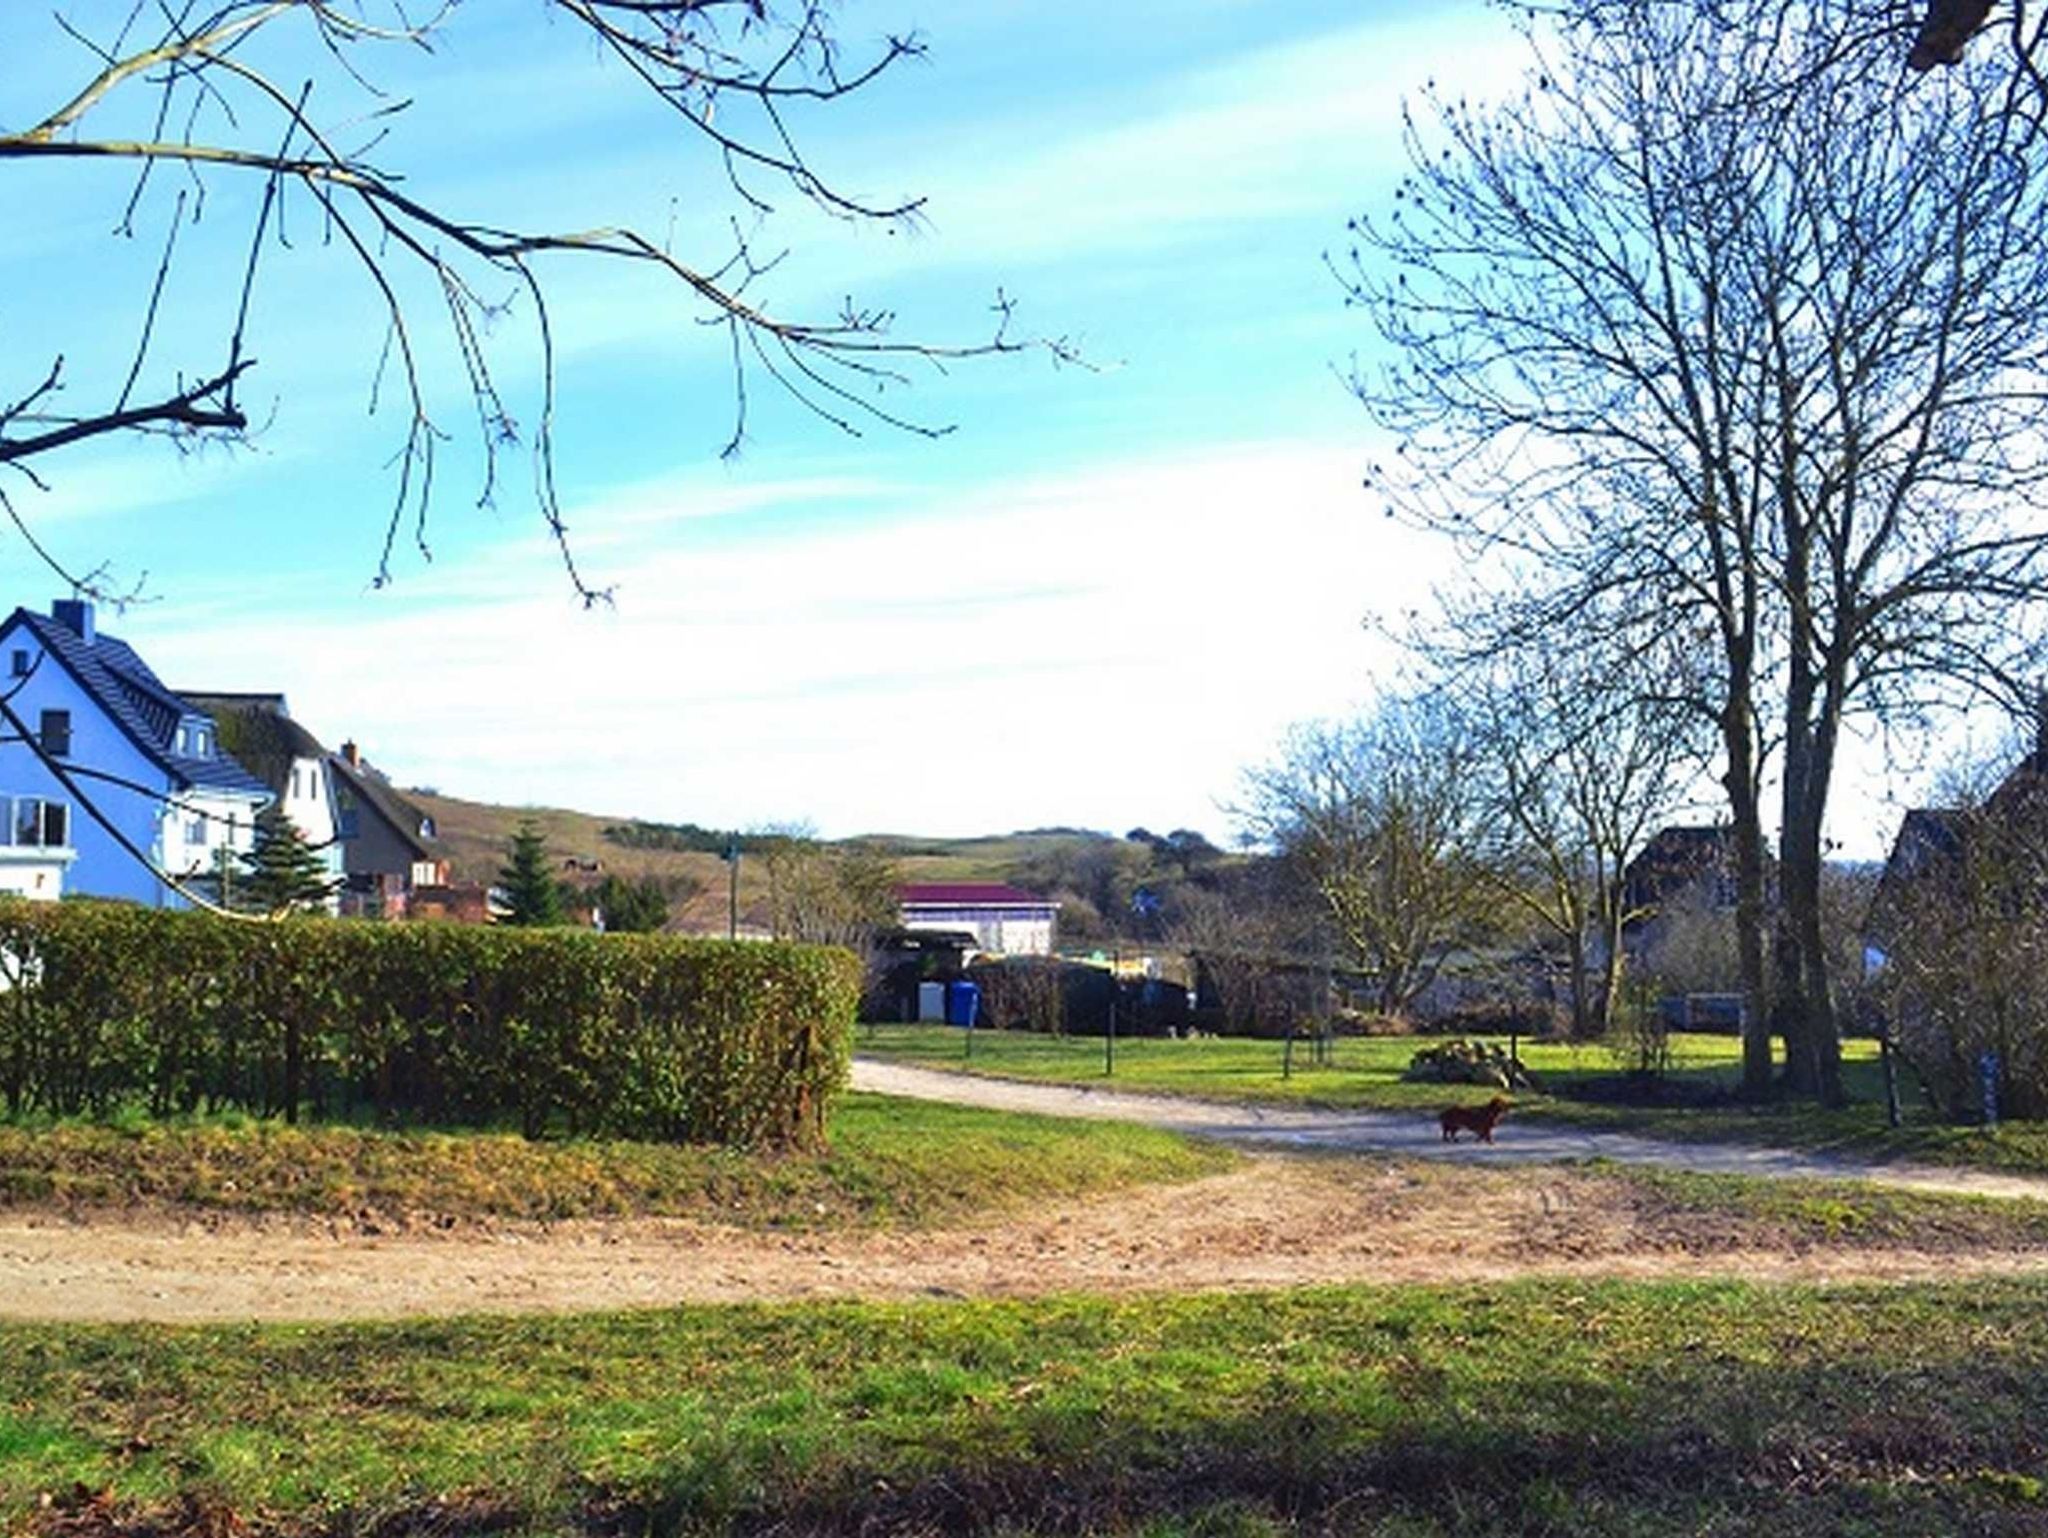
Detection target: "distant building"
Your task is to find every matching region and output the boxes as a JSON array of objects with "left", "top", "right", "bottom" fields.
[
  {"left": 896, "top": 882, "right": 1060, "bottom": 957},
  {"left": 1620, "top": 824, "right": 1744, "bottom": 959},
  {"left": 327, "top": 742, "right": 448, "bottom": 917},
  {"left": 0, "top": 599, "right": 270, "bottom": 904},
  {"left": 1868, "top": 731, "right": 2048, "bottom": 974}
]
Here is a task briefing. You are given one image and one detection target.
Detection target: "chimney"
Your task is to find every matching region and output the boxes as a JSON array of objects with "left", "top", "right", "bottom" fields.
[
  {"left": 50, "top": 598, "right": 94, "bottom": 645},
  {"left": 341, "top": 740, "right": 361, "bottom": 767}
]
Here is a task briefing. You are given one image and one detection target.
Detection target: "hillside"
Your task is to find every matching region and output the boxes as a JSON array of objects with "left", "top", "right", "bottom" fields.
[{"left": 406, "top": 791, "right": 1148, "bottom": 936}]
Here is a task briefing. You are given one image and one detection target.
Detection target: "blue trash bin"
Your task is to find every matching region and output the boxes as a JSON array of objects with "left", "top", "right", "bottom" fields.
[{"left": 946, "top": 978, "right": 981, "bottom": 1028}]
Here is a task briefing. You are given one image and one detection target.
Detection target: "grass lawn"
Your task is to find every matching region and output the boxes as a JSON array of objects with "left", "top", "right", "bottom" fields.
[
  {"left": 859, "top": 1024, "right": 2048, "bottom": 1176},
  {"left": 0, "top": 1092, "right": 1234, "bottom": 1228},
  {"left": 8, "top": 1278, "right": 2048, "bottom": 1535}
]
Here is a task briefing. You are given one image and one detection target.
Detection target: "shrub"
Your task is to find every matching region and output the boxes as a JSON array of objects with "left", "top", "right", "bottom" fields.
[
  {"left": 970, "top": 956, "right": 1067, "bottom": 1033},
  {"left": 0, "top": 903, "right": 855, "bottom": 1146},
  {"left": 1412, "top": 999, "right": 1568, "bottom": 1039}
]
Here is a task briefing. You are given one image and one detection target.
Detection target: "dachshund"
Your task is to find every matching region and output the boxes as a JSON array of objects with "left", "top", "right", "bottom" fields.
[{"left": 1439, "top": 1095, "right": 1511, "bottom": 1144}]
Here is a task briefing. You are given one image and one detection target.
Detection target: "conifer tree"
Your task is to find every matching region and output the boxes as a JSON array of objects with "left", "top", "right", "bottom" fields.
[
  {"left": 594, "top": 874, "right": 669, "bottom": 934},
  {"left": 499, "top": 821, "right": 566, "bottom": 927},
  {"left": 240, "top": 803, "right": 336, "bottom": 915}
]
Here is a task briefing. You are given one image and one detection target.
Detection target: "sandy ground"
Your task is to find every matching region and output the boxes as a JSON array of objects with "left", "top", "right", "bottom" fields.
[
  {"left": 6, "top": 1065, "right": 2047, "bottom": 1324},
  {"left": 851, "top": 1058, "right": 2048, "bottom": 1202},
  {"left": 5, "top": 1155, "right": 2048, "bottom": 1324}
]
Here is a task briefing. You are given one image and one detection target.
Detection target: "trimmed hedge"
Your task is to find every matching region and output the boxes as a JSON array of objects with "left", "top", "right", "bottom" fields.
[{"left": 0, "top": 904, "right": 857, "bottom": 1146}]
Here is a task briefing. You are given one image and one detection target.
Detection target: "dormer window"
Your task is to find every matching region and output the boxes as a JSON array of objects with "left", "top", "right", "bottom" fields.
[{"left": 176, "top": 723, "right": 213, "bottom": 758}]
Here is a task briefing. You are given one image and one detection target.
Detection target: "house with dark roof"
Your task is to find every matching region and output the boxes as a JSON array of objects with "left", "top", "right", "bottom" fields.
[
  {"left": 897, "top": 882, "right": 1060, "bottom": 956},
  {"left": 178, "top": 692, "right": 345, "bottom": 911},
  {"left": 1618, "top": 824, "right": 1746, "bottom": 960},
  {"left": 1867, "top": 738, "right": 2048, "bottom": 975},
  {"left": 0, "top": 599, "right": 272, "bottom": 905},
  {"left": 326, "top": 742, "right": 449, "bottom": 917}
]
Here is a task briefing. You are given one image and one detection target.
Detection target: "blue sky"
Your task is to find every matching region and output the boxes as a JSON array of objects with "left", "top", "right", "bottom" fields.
[{"left": 1, "top": 2, "right": 1930, "bottom": 852}]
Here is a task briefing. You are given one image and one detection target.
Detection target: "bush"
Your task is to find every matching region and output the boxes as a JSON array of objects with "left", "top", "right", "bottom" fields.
[
  {"left": 1412, "top": 999, "right": 1568, "bottom": 1039},
  {"left": 1329, "top": 1007, "right": 1410, "bottom": 1037},
  {"left": 969, "top": 956, "right": 1067, "bottom": 1033},
  {"left": 0, "top": 903, "right": 855, "bottom": 1146}
]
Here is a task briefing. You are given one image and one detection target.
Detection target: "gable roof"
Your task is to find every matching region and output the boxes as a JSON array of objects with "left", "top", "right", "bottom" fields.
[
  {"left": 178, "top": 693, "right": 327, "bottom": 797},
  {"left": 1, "top": 606, "right": 270, "bottom": 799},
  {"left": 328, "top": 750, "right": 435, "bottom": 861},
  {"left": 898, "top": 882, "right": 1058, "bottom": 909}
]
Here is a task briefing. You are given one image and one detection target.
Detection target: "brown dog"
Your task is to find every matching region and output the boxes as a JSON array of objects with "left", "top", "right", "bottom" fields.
[{"left": 1439, "top": 1096, "right": 1511, "bottom": 1144}]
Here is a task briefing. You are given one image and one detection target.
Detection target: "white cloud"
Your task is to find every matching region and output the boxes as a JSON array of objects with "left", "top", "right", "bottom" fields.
[{"left": 132, "top": 436, "right": 1436, "bottom": 839}]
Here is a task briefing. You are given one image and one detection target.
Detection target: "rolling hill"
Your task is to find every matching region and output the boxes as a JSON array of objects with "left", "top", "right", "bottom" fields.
[{"left": 406, "top": 790, "right": 1143, "bottom": 936}]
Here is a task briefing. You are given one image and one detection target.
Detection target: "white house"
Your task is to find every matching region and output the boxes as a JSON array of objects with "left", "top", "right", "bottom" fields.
[
  {"left": 179, "top": 693, "right": 346, "bottom": 912},
  {"left": 896, "top": 882, "right": 1060, "bottom": 957}
]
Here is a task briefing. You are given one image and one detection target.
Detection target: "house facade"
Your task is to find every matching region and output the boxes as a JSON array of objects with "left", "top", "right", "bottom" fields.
[
  {"left": 328, "top": 742, "right": 448, "bottom": 917},
  {"left": 179, "top": 692, "right": 346, "bottom": 912},
  {"left": 1618, "top": 824, "right": 1745, "bottom": 961},
  {"left": 1867, "top": 742, "right": 2048, "bottom": 975},
  {"left": 896, "top": 882, "right": 1060, "bottom": 957},
  {"left": 0, "top": 600, "right": 271, "bottom": 905}
]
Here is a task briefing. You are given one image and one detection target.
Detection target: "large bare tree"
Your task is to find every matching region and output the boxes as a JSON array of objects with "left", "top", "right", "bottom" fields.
[
  {"left": 1344, "top": 0, "right": 2048, "bottom": 1103},
  {"left": 1239, "top": 695, "right": 1495, "bottom": 1020},
  {"left": 1464, "top": 633, "right": 1699, "bottom": 1038},
  {"left": 0, "top": 3, "right": 1069, "bottom": 601}
]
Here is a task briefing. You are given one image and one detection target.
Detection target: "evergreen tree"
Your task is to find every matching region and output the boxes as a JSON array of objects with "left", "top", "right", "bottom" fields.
[
  {"left": 499, "top": 821, "right": 566, "bottom": 927},
  {"left": 240, "top": 803, "right": 336, "bottom": 915},
  {"left": 594, "top": 874, "right": 669, "bottom": 934}
]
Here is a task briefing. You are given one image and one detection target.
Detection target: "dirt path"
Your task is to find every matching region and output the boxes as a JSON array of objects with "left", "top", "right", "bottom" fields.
[
  {"left": 6, "top": 1068, "right": 2044, "bottom": 1325},
  {"left": 6, "top": 1156, "right": 2048, "bottom": 1324},
  {"left": 853, "top": 1059, "right": 2048, "bottom": 1203}
]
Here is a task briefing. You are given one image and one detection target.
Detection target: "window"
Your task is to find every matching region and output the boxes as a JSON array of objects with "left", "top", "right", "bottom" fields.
[
  {"left": 39, "top": 709, "right": 70, "bottom": 757},
  {"left": 7, "top": 797, "right": 68, "bottom": 848},
  {"left": 291, "top": 767, "right": 301, "bottom": 799},
  {"left": 186, "top": 815, "right": 207, "bottom": 848},
  {"left": 9, "top": 650, "right": 27, "bottom": 678},
  {"left": 195, "top": 728, "right": 211, "bottom": 757}
]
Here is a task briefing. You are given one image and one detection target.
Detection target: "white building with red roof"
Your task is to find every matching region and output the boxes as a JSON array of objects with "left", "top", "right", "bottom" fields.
[{"left": 896, "top": 882, "right": 1060, "bottom": 957}]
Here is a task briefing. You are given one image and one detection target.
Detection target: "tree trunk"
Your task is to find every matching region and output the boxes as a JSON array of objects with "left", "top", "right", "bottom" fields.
[
  {"left": 1777, "top": 663, "right": 1849, "bottom": 1106},
  {"left": 1598, "top": 907, "right": 1628, "bottom": 1039},
  {"left": 1721, "top": 701, "right": 1774, "bottom": 1097},
  {"left": 1566, "top": 929, "right": 1592, "bottom": 1039}
]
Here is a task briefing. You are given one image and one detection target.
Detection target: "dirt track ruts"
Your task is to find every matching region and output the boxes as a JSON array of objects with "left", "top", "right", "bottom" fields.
[
  {"left": 4, "top": 1064, "right": 2045, "bottom": 1324},
  {"left": 5, "top": 1155, "right": 2048, "bottom": 1324}
]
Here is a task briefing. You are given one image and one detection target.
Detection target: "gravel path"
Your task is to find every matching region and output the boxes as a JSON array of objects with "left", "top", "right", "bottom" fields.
[{"left": 852, "top": 1058, "right": 2048, "bottom": 1204}]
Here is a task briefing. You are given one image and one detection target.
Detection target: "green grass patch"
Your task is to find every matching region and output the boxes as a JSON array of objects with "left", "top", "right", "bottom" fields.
[
  {"left": 1588, "top": 1162, "right": 2048, "bottom": 1248},
  {"left": 861, "top": 1025, "right": 2048, "bottom": 1177},
  {"left": 0, "top": 1093, "right": 1233, "bottom": 1228},
  {"left": 9, "top": 1279, "right": 2048, "bottom": 1534}
]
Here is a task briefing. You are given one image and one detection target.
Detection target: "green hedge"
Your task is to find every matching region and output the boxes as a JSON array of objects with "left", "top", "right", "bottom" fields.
[{"left": 0, "top": 904, "right": 856, "bottom": 1146}]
